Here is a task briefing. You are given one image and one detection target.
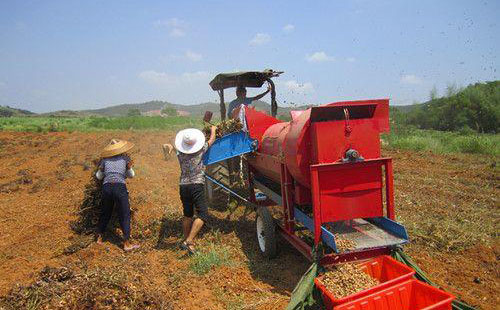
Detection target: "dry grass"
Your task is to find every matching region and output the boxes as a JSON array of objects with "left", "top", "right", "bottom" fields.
[{"left": 390, "top": 150, "right": 499, "bottom": 252}]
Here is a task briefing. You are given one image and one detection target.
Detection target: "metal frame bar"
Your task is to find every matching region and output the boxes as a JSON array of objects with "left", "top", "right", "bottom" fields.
[
  {"left": 384, "top": 159, "right": 395, "bottom": 220},
  {"left": 253, "top": 179, "right": 282, "bottom": 206},
  {"left": 276, "top": 224, "right": 313, "bottom": 261},
  {"left": 320, "top": 247, "right": 391, "bottom": 265},
  {"left": 280, "top": 164, "right": 295, "bottom": 233},
  {"left": 204, "top": 173, "right": 259, "bottom": 209},
  {"left": 218, "top": 89, "right": 225, "bottom": 120},
  {"left": 294, "top": 208, "right": 338, "bottom": 252}
]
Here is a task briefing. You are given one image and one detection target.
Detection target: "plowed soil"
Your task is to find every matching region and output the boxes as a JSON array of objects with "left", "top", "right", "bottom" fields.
[{"left": 0, "top": 131, "right": 498, "bottom": 309}]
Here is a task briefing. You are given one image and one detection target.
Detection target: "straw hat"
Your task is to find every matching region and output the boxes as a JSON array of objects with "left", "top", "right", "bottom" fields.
[
  {"left": 175, "top": 128, "right": 206, "bottom": 154},
  {"left": 101, "top": 139, "right": 134, "bottom": 158}
]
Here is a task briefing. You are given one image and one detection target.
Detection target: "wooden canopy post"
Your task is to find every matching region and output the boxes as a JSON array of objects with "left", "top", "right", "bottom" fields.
[
  {"left": 266, "top": 78, "right": 277, "bottom": 117},
  {"left": 219, "top": 89, "right": 226, "bottom": 121}
]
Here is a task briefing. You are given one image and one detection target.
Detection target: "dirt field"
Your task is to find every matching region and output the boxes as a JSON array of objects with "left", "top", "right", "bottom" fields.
[{"left": 0, "top": 131, "right": 498, "bottom": 309}]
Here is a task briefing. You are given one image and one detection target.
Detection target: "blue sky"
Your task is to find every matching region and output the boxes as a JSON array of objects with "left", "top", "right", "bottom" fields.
[{"left": 0, "top": 0, "right": 498, "bottom": 112}]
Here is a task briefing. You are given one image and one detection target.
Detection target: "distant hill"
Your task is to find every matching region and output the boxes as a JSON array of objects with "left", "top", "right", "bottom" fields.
[
  {"left": 42, "top": 110, "right": 89, "bottom": 117},
  {"left": 0, "top": 105, "right": 36, "bottom": 117},
  {"left": 80, "top": 101, "right": 169, "bottom": 117},
  {"left": 61, "top": 99, "right": 309, "bottom": 120},
  {"left": 14, "top": 97, "right": 429, "bottom": 120},
  {"left": 171, "top": 100, "right": 309, "bottom": 120},
  {"left": 395, "top": 80, "right": 499, "bottom": 133}
]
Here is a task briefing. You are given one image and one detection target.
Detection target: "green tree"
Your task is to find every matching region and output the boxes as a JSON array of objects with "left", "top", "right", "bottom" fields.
[
  {"left": 0, "top": 108, "right": 14, "bottom": 117},
  {"left": 127, "top": 108, "right": 141, "bottom": 116},
  {"left": 161, "top": 106, "right": 178, "bottom": 116},
  {"left": 429, "top": 85, "right": 438, "bottom": 101},
  {"left": 405, "top": 81, "right": 499, "bottom": 133}
]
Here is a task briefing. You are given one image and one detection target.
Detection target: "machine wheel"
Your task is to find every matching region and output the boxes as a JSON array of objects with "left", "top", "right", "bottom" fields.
[
  {"left": 205, "top": 162, "right": 230, "bottom": 209},
  {"left": 255, "top": 207, "right": 277, "bottom": 258}
]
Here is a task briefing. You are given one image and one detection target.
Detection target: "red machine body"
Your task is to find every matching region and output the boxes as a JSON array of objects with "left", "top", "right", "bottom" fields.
[
  {"left": 247, "top": 99, "right": 390, "bottom": 187},
  {"left": 208, "top": 72, "right": 454, "bottom": 309},
  {"left": 246, "top": 99, "right": 394, "bottom": 242}
]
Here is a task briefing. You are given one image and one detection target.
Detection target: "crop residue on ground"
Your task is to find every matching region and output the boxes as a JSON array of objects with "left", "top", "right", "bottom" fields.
[{"left": 0, "top": 131, "right": 497, "bottom": 309}]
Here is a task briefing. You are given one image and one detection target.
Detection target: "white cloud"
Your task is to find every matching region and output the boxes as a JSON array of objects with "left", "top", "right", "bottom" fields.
[
  {"left": 185, "top": 50, "right": 202, "bottom": 62},
  {"left": 138, "top": 70, "right": 213, "bottom": 105},
  {"left": 346, "top": 57, "right": 356, "bottom": 63},
  {"left": 249, "top": 33, "right": 271, "bottom": 46},
  {"left": 138, "top": 71, "right": 175, "bottom": 84},
  {"left": 169, "top": 28, "right": 185, "bottom": 37},
  {"left": 181, "top": 71, "right": 211, "bottom": 82},
  {"left": 166, "top": 18, "right": 183, "bottom": 28},
  {"left": 306, "top": 51, "right": 335, "bottom": 63},
  {"left": 283, "top": 24, "right": 295, "bottom": 33},
  {"left": 155, "top": 18, "right": 187, "bottom": 38},
  {"left": 400, "top": 74, "right": 422, "bottom": 85},
  {"left": 284, "top": 80, "right": 314, "bottom": 94},
  {"left": 138, "top": 70, "right": 210, "bottom": 85}
]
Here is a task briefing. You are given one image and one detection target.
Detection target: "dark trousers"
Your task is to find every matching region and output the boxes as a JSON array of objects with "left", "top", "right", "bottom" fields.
[
  {"left": 98, "top": 183, "right": 131, "bottom": 240},
  {"left": 179, "top": 183, "right": 208, "bottom": 221}
]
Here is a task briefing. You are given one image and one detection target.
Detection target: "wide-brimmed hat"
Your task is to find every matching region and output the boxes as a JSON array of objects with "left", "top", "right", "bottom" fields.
[
  {"left": 101, "top": 139, "right": 134, "bottom": 158},
  {"left": 175, "top": 128, "right": 206, "bottom": 154}
]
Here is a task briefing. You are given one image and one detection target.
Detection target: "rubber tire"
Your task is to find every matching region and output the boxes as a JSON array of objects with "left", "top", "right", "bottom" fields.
[
  {"left": 255, "top": 207, "right": 277, "bottom": 259},
  {"left": 205, "top": 162, "right": 229, "bottom": 208}
]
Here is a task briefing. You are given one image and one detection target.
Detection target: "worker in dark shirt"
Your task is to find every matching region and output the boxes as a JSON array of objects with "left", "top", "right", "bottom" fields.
[{"left": 227, "top": 84, "right": 270, "bottom": 118}]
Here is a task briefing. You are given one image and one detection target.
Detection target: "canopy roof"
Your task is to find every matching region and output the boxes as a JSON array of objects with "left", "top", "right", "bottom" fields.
[{"left": 209, "top": 69, "right": 283, "bottom": 91}]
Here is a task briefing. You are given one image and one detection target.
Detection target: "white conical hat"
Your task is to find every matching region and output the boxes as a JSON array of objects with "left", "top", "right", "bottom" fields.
[{"left": 175, "top": 128, "right": 206, "bottom": 154}]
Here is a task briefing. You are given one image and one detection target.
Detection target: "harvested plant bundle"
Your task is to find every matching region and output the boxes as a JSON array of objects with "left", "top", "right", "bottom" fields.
[
  {"left": 69, "top": 171, "right": 103, "bottom": 235},
  {"left": 0, "top": 266, "right": 169, "bottom": 310},
  {"left": 320, "top": 263, "right": 379, "bottom": 298},
  {"left": 203, "top": 119, "right": 243, "bottom": 139},
  {"left": 66, "top": 168, "right": 135, "bottom": 254}
]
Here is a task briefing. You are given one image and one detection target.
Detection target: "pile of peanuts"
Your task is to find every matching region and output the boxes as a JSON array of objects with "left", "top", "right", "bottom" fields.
[
  {"left": 320, "top": 263, "right": 379, "bottom": 298},
  {"left": 334, "top": 234, "right": 357, "bottom": 253}
]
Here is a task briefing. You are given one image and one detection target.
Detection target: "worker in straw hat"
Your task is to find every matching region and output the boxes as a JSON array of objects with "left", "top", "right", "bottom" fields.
[
  {"left": 95, "top": 139, "right": 140, "bottom": 252},
  {"left": 175, "top": 125, "right": 217, "bottom": 254}
]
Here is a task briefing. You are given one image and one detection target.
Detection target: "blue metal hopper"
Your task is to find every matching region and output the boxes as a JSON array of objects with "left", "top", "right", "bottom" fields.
[{"left": 203, "top": 131, "right": 257, "bottom": 166}]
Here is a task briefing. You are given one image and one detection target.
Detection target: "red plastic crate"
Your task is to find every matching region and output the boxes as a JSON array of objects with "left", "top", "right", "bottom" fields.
[
  {"left": 315, "top": 255, "right": 415, "bottom": 307},
  {"left": 334, "top": 279, "right": 455, "bottom": 310}
]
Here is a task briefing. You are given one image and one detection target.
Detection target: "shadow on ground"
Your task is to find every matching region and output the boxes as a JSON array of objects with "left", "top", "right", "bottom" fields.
[{"left": 155, "top": 207, "right": 310, "bottom": 296}]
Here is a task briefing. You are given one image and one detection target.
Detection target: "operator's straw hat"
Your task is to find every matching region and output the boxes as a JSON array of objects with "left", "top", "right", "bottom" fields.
[
  {"left": 175, "top": 128, "right": 206, "bottom": 154},
  {"left": 101, "top": 139, "right": 135, "bottom": 158}
]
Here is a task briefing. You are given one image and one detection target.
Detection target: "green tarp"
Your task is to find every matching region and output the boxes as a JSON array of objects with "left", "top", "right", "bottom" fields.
[
  {"left": 286, "top": 262, "right": 322, "bottom": 310},
  {"left": 286, "top": 247, "right": 477, "bottom": 310},
  {"left": 391, "top": 248, "right": 476, "bottom": 310}
]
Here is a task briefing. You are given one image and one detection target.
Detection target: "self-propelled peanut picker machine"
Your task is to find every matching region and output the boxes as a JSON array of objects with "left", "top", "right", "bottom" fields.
[{"left": 202, "top": 71, "right": 457, "bottom": 309}]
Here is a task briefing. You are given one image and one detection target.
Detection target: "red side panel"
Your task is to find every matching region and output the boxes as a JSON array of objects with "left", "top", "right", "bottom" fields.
[
  {"left": 332, "top": 279, "right": 454, "bottom": 310},
  {"left": 310, "top": 120, "right": 381, "bottom": 164},
  {"left": 310, "top": 160, "right": 386, "bottom": 227},
  {"left": 244, "top": 106, "right": 281, "bottom": 143},
  {"left": 322, "top": 99, "right": 390, "bottom": 133}
]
